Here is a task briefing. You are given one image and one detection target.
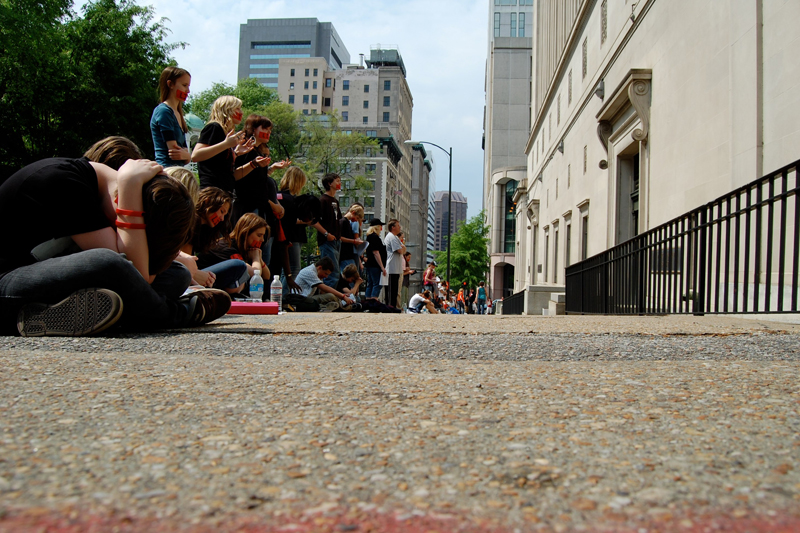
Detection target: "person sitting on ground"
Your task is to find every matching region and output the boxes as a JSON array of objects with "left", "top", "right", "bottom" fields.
[
  {"left": 336, "top": 263, "right": 363, "bottom": 304},
  {"left": 409, "top": 290, "right": 438, "bottom": 314},
  {"left": 163, "top": 166, "right": 199, "bottom": 204},
  {"left": 198, "top": 213, "right": 269, "bottom": 299},
  {"left": 294, "top": 256, "right": 355, "bottom": 311},
  {"left": 1, "top": 141, "right": 229, "bottom": 337},
  {"left": 176, "top": 187, "right": 249, "bottom": 294}
]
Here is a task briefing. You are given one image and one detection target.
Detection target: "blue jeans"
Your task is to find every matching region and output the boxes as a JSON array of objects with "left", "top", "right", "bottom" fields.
[
  {"left": 0, "top": 249, "right": 192, "bottom": 334},
  {"left": 319, "top": 240, "right": 340, "bottom": 288},
  {"left": 365, "top": 267, "right": 383, "bottom": 299},
  {"left": 203, "top": 259, "right": 248, "bottom": 291},
  {"left": 477, "top": 300, "right": 486, "bottom": 315}
]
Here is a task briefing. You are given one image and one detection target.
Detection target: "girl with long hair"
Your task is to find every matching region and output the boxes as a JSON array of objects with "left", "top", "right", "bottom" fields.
[
  {"left": 150, "top": 67, "right": 191, "bottom": 167},
  {"left": 191, "top": 96, "right": 260, "bottom": 195}
]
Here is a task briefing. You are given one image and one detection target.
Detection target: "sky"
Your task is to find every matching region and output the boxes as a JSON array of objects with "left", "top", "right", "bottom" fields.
[{"left": 85, "top": 0, "right": 492, "bottom": 218}]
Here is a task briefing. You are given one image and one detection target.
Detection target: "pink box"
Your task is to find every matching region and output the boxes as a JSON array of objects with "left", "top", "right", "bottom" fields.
[{"left": 228, "top": 301, "right": 280, "bottom": 315}]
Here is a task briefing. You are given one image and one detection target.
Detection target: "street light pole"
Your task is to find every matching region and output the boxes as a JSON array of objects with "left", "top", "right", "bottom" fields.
[{"left": 404, "top": 140, "right": 453, "bottom": 291}]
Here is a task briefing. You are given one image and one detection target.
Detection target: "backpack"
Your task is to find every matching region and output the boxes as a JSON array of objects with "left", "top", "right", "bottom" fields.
[{"left": 284, "top": 293, "right": 321, "bottom": 312}]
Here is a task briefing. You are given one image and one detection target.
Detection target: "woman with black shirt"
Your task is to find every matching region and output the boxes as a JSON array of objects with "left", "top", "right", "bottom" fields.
[{"left": 364, "top": 219, "right": 387, "bottom": 299}]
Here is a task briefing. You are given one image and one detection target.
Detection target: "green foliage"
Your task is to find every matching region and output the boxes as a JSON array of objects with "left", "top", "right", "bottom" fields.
[
  {"left": 433, "top": 210, "right": 490, "bottom": 289},
  {"left": 258, "top": 100, "right": 301, "bottom": 162},
  {"left": 0, "top": 0, "right": 182, "bottom": 177},
  {"left": 185, "top": 77, "right": 279, "bottom": 125},
  {"left": 293, "top": 113, "right": 379, "bottom": 194}
]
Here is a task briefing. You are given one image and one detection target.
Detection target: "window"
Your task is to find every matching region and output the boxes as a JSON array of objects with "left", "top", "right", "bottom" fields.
[
  {"left": 342, "top": 96, "right": 349, "bottom": 106},
  {"left": 510, "top": 13, "right": 517, "bottom": 37},
  {"left": 325, "top": 78, "right": 332, "bottom": 87},
  {"left": 568, "top": 70, "right": 573, "bottom": 104},
  {"left": 305, "top": 68, "right": 309, "bottom": 76},
  {"left": 382, "top": 112, "right": 390, "bottom": 122},
  {"left": 343, "top": 80, "right": 350, "bottom": 90},
  {"left": 568, "top": 164, "right": 571, "bottom": 187},
  {"left": 302, "top": 109, "right": 309, "bottom": 115},
  {"left": 365, "top": 130, "right": 377, "bottom": 137},
  {"left": 384, "top": 80, "right": 391, "bottom": 91},
  {"left": 519, "top": 13, "right": 525, "bottom": 37},
  {"left": 364, "top": 84, "right": 369, "bottom": 93},
  {"left": 304, "top": 81, "right": 309, "bottom": 89},
  {"left": 288, "top": 95, "right": 295, "bottom": 104},
  {"left": 565, "top": 224, "right": 572, "bottom": 267},
  {"left": 581, "top": 215, "right": 589, "bottom": 260},
  {"left": 366, "top": 179, "right": 375, "bottom": 190},
  {"left": 494, "top": 13, "right": 500, "bottom": 37},
  {"left": 583, "top": 145, "right": 587, "bottom": 173},
  {"left": 302, "top": 95, "right": 309, "bottom": 104},
  {"left": 383, "top": 96, "right": 390, "bottom": 106},
  {"left": 365, "top": 197, "right": 375, "bottom": 208},
  {"left": 363, "top": 116, "right": 368, "bottom": 124},
  {"left": 342, "top": 111, "right": 348, "bottom": 122},
  {"left": 366, "top": 148, "right": 372, "bottom": 157},
  {"left": 553, "top": 228, "right": 559, "bottom": 283},
  {"left": 311, "top": 95, "right": 317, "bottom": 104},
  {"left": 363, "top": 100, "right": 369, "bottom": 109},
  {"left": 557, "top": 94, "right": 561, "bottom": 124},
  {"left": 582, "top": 38, "right": 587, "bottom": 79},
  {"left": 324, "top": 97, "right": 330, "bottom": 107},
  {"left": 366, "top": 164, "right": 376, "bottom": 174},
  {"left": 313, "top": 68, "right": 318, "bottom": 76},
  {"left": 290, "top": 82, "right": 294, "bottom": 90},
  {"left": 312, "top": 81, "right": 317, "bottom": 89},
  {"left": 556, "top": 177, "right": 559, "bottom": 199},
  {"left": 290, "top": 68, "right": 295, "bottom": 77},
  {"left": 495, "top": 0, "right": 518, "bottom": 5},
  {"left": 601, "top": 0, "right": 608, "bottom": 45}
]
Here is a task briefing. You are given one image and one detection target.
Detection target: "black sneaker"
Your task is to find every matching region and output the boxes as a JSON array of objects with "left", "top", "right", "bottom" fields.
[
  {"left": 185, "top": 288, "right": 231, "bottom": 326},
  {"left": 17, "top": 288, "right": 123, "bottom": 337}
]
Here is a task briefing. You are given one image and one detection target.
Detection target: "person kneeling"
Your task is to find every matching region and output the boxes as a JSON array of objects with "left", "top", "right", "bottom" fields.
[{"left": 291, "top": 257, "right": 355, "bottom": 312}]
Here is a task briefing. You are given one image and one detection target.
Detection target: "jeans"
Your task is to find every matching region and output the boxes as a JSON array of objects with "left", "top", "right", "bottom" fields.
[
  {"left": 0, "top": 249, "right": 191, "bottom": 334},
  {"left": 386, "top": 273, "right": 400, "bottom": 308},
  {"left": 319, "top": 240, "right": 340, "bottom": 288},
  {"left": 203, "top": 259, "right": 248, "bottom": 291},
  {"left": 281, "top": 241, "right": 303, "bottom": 296},
  {"left": 365, "top": 267, "right": 383, "bottom": 299},
  {"left": 477, "top": 300, "right": 486, "bottom": 315}
]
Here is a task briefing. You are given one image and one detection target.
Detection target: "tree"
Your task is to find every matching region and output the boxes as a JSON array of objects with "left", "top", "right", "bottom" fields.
[
  {"left": 257, "top": 100, "right": 301, "bottom": 162},
  {"left": 185, "top": 77, "right": 279, "bottom": 125},
  {"left": 0, "top": 0, "right": 182, "bottom": 177},
  {"left": 433, "top": 210, "right": 490, "bottom": 290}
]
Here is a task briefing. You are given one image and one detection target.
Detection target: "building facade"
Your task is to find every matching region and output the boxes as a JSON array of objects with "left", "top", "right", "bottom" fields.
[
  {"left": 238, "top": 18, "right": 350, "bottom": 88},
  {"left": 433, "top": 191, "right": 468, "bottom": 252},
  {"left": 408, "top": 144, "right": 433, "bottom": 294},
  {"left": 512, "top": 0, "right": 800, "bottom": 314},
  {"left": 483, "top": 1, "right": 535, "bottom": 300}
]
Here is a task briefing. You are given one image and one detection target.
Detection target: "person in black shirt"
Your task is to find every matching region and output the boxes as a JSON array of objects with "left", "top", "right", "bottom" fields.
[
  {"left": 0, "top": 148, "right": 228, "bottom": 336},
  {"left": 312, "top": 173, "right": 342, "bottom": 288},
  {"left": 364, "top": 218, "right": 387, "bottom": 299},
  {"left": 338, "top": 204, "right": 364, "bottom": 274}
]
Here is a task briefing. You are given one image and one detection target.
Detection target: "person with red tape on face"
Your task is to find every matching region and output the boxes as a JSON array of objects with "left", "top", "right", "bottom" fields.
[
  {"left": 196, "top": 213, "right": 270, "bottom": 300},
  {"left": 176, "top": 187, "right": 249, "bottom": 295},
  {"left": 191, "top": 95, "right": 258, "bottom": 198},
  {"left": 150, "top": 66, "right": 192, "bottom": 168}
]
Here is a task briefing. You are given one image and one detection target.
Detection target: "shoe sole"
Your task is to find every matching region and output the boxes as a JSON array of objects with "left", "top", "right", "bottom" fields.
[{"left": 17, "top": 289, "right": 123, "bottom": 337}]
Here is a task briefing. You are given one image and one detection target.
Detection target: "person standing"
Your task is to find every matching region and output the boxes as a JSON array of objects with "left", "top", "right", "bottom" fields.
[
  {"left": 384, "top": 219, "right": 405, "bottom": 308},
  {"left": 312, "top": 173, "right": 342, "bottom": 288},
  {"left": 423, "top": 261, "right": 437, "bottom": 294},
  {"left": 339, "top": 204, "right": 364, "bottom": 275},
  {"left": 150, "top": 67, "right": 191, "bottom": 168},
  {"left": 364, "top": 219, "right": 387, "bottom": 299},
  {"left": 476, "top": 281, "right": 488, "bottom": 314}
]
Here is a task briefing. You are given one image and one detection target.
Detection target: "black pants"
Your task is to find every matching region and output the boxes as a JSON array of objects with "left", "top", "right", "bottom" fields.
[{"left": 386, "top": 273, "right": 400, "bottom": 308}]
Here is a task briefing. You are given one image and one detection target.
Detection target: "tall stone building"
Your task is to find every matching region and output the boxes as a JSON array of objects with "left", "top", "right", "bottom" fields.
[
  {"left": 238, "top": 18, "right": 350, "bottom": 88},
  {"left": 483, "top": 1, "right": 535, "bottom": 300},
  {"left": 408, "top": 144, "right": 433, "bottom": 294},
  {"left": 276, "top": 47, "right": 417, "bottom": 242},
  {"left": 510, "top": 0, "right": 800, "bottom": 314},
  {"left": 433, "top": 191, "right": 468, "bottom": 252}
]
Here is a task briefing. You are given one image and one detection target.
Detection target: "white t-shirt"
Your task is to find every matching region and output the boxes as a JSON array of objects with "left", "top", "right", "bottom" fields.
[
  {"left": 384, "top": 233, "right": 404, "bottom": 274},
  {"left": 409, "top": 293, "right": 426, "bottom": 309}
]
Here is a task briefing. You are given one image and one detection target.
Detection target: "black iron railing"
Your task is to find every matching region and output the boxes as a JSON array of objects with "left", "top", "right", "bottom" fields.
[
  {"left": 566, "top": 159, "right": 800, "bottom": 315},
  {"left": 503, "top": 290, "right": 525, "bottom": 315}
]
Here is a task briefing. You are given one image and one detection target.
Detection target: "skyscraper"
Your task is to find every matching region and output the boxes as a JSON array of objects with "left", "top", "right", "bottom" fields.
[
  {"left": 433, "top": 191, "right": 468, "bottom": 252},
  {"left": 238, "top": 18, "right": 350, "bottom": 88}
]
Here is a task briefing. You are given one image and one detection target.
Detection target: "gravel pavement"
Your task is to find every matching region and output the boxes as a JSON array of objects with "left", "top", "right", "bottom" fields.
[{"left": 0, "top": 313, "right": 798, "bottom": 532}]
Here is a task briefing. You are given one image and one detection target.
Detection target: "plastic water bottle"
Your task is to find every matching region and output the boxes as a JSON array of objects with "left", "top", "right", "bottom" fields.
[
  {"left": 270, "top": 275, "right": 282, "bottom": 312},
  {"left": 249, "top": 268, "right": 264, "bottom": 301}
]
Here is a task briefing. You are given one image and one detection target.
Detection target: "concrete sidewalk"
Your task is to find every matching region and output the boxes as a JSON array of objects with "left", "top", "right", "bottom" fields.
[{"left": 1, "top": 313, "right": 798, "bottom": 533}]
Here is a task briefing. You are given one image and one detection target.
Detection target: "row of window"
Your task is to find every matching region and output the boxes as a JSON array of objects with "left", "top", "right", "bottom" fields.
[
  {"left": 493, "top": 12, "right": 526, "bottom": 37},
  {"left": 290, "top": 68, "right": 319, "bottom": 77},
  {"left": 534, "top": 1, "right": 610, "bottom": 167},
  {"left": 494, "top": 0, "right": 533, "bottom": 5},
  {"left": 342, "top": 80, "right": 391, "bottom": 91},
  {"left": 340, "top": 96, "right": 391, "bottom": 107},
  {"left": 286, "top": 78, "right": 393, "bottom": 93},
  {"left": 341, "top": 112, "right": 391, "bottom": 123},
  {"left": 540, "top": 214, "right": 589, "bottom": 284}
]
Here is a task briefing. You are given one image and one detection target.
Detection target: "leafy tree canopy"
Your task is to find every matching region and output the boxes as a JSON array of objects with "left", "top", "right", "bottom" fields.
[
  {"left": 185, "top": 77, "right": 279, "bottom": 125},
  {"left": 0, "top": 0, "right": 182, "bottom": 178},
  {"left": 433, "top": 210, "right": 490, "bottom": 290}
]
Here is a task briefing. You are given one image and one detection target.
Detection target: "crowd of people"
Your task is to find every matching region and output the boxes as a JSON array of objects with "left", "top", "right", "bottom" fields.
[{"left": 0, "top": 66, "right": 491, "bottom": 338}]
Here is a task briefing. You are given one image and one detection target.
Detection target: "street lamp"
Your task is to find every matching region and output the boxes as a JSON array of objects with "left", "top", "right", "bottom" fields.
[{"left": 404, "top": 140, "right": 453, "bottom": 291}]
